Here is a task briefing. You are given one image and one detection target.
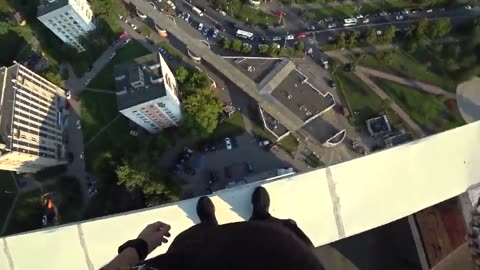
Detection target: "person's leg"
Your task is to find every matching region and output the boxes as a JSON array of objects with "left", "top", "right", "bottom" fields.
[
  {"left": 249, "top": 186, "right": 314, "bottom": 247},
  {"left": 167, "top": 196, "right": 218, "bottom": 254}
]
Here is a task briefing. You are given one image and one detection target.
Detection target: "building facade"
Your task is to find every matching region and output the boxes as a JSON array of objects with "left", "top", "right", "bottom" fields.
[
  {"left": 115, "top": 53, "right": 182, "bottom": 134},
  {"left": 0, "top": 63, "right": 67, "bottom": 173},
  {"left": 37, "top": 0, "right": 95, "bottom": 52}
]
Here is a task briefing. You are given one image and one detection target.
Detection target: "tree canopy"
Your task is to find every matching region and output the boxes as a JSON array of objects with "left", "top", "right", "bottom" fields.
[{"left": 183, "top": 88, "right": 223, "bottom": 138}]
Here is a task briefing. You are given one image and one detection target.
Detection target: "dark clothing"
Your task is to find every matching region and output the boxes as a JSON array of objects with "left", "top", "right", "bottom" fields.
[{"left": 140, "top": 219, "right": 324, "bottom": 270}]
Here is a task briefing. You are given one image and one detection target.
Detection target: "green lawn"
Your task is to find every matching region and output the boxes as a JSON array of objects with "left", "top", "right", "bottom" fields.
[
  {"left": 359, "top": 50, "right": 457, "bottom": 92},
  {"left": 375, "top": 79, "right": 464, "bottom": 133},
  {"left": 80, "top": 91, "right": 119, "bottom": 142},
  {"left": 88, "top": 40, "right": 151, "bottom": 90},
  {"left": 0, "top": 171, "right": 16, "bottom": 232},
  {"left": 211, "top": 112, "right": 245, "bottom": 139},
  {"left": 334, "top": 71, "right": 407, "bottom": 133},
  {"left": 304, "top": 153, "right": 324, "bottom": 168},
  {"left": 213, "top": 2, "right": 276, "bottom": 26}
]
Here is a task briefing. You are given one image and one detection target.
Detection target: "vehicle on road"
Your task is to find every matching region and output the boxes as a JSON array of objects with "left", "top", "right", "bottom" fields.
[
  {"left": 184, "top": 13, "right": 191, "bottom": 22},
  {"left": 327, "top": 23, "right": 337, "bottom": 29},
  {"left": 410, "top": 8, "right": 422, "bottom": 13},
  {"left": 401, "top": 9, "right": 410, "bottom": 14},
  {"left": 130, "top": 23, "right": 137, "bottom": 30},
  {"left": 426, "top": 9, "right": 433, "bottom": 13},
  {"left": 197, "top": 23, "right": 203, "bottom": 31},
  {"left": 215, "top": 23, "right": 226, "bottom": 32},
  {"left": 362, "top": 18, "right": 370, "bottom": 23},
  {"left": 224, "top": 166, "right": 232, "bottom": 178},
  {"left": 285, "top": 35, "right": 294, "bottom": 40},
  {"left": 76, "top": 120, "right": 81, "bottom": 129},
  {"left": 65, "top": 90, "right": 71, "bottom": 99},
  {"left": 203, "top": 27, "right": 210, "bottom": 36},
  {"left": 465, "top": 5, "right": 472, "bottom": 10},
  {"left": 259, "top": 140, "right": 270, "bottom": 147},
  {"left": 225, "top": 137, "right": 232, "bottom": 150},
  {"left": 343, "top": 18, "right": 357, "bottom": 27},
  {"left": 272, "top": 36, "right": 281, "bottom": 41},
  {"left": 217, "top": 9, "right": 226, "bottom": 16},
  {"left": 236, "top": 29, "right": 254, "bottom": 40},
  {"left": 167, "top": 0, "right": 176, "bottom": 10},
  {"left": 355, "top": 14, "right": 363, "bottom": 19},
  {"left": 395, "top": 15, "right": 404, "bottom": 20},
  {"left": 192, "top": 6, "right": 204, "bottom": 16},
  {"left": 329, "top": 79, "right": 336, "bottom": 89},
  {"left": 159, "top": 47, "right": 166, "bottom": 54},
  {"left": 307, "top": 25, "right": 315, "bottom": 31},
  {"left": 296, "top": 33, "right": 306, "bottom": 39},
  {"left": 379, "top": 11, "right": 388, "bottom": 16},
  {"left": 212, "top": 28, "right": 219, "bottom": 38},
  {"left": 80, "top": 152, "right": 84, "bottom": 159}
]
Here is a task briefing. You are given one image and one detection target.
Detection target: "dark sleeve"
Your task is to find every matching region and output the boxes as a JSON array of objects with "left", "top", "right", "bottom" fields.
[{"left": 141, "top": 221, "right": 325, "bottom": 270}]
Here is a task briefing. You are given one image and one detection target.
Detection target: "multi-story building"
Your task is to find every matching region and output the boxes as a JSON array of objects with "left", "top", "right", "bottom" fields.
[
  {"left": 0, "top": 63, "right": 67, "bottom": 173},
  {"left": 37, "top": 0, "right": 95, "bottom": 52},
  {"left": 114, "top": 53, "right": 182, "bottom": 134}
]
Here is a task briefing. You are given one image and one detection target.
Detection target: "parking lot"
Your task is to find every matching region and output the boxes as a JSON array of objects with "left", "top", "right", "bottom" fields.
[{"left": 177, "top": 134, "right": 290, "bottom": 197}]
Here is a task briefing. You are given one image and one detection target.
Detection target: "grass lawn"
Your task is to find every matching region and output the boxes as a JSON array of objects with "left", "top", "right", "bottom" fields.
[
  {"left": 375, "top": 79, "right": 464, "bottom": 133},
  {"left": 0, "top": 171, "right": 16, "bottom": 232},
  {"left": 211, "top": 112, "right": 245, "bottom": 139},
  {"left": 334, "top": 70, "right": 412, "bottom": 134},
  {"left": 88, "top": 40, "right": 150, "bottom": 90},
  {"left": 359, "top": 50, "right": 457, "bottom": 92},
  {"left": 304, "top": 153, "right": 324, "bottom": 168},
  {"left": 80, "top": 91, "right": 119, "bottom": 142}
]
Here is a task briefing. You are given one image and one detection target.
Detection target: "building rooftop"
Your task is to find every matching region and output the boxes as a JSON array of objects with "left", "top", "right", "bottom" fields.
[
  {"left": 366, "top": 115, "right": 392, "bottom": 136},
  {"left": 271, "top": 70, "right": 335, "bottom": 122},
  {"left": 259, "top": 107, "right": 289, "bottom": 138},
  {"left": 386, "top": 132, "right": 413, "bottom": 147},
  {"left": 0, "top": 65, "right": 18, "bottom": 147},
  {"left": 114, "top": 53, "right": 167, "bottom": 110},
  {"left": 229, "top": 58, "right": 282, "bottom": 83},
  {"left": 37, "top": 0, "right": 69, "bottom": 17},
  {"left": 1, "top": 121, "right": 479, "bottom": 270}
]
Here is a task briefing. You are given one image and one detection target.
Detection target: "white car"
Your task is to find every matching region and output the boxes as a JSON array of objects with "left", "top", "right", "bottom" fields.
[
  {"left": 401, "top": 9, "right": 410, "bottom": 14},
  {"left": 379, "top": 11, "right": 388, "bottom": 16},
  {"left": 65, "top": 91, "right": 71, "bottom": 99},
  {"left": 197, "top": 23, "right": 203, "bottom": 31},
  {"left": 272, "top": 36, "right": 282, "bottom": 41},
  {"left": 376, "top": 30, "right": 383, "bottom": 35},
  {"left": 76, "top": 120, "right": 81, "bottom": 129},
  {"left": 167, "top": 0, "right": 176, "bottom": 10},
  {"left": 80, "top": 152, "right": 84, "bottom": 159},
  {"left": 465, "top": 5, "right": 472, "bottom": 10},
  {"left": 131, "top": 24, "right": 138, "bottom": 30},
  {"left": 327, "top": 23, "right": 336, "bottom": 29},
  {"left": 426, "top": 9, "right": 433, "bottom": 13},
  {"left": 217, "top": 9, "right": 227, "bottom": 16},
  {"left": 395, "top": 15, "right": 404, "bottom": 20},
  {"left": 285, "top": 35, "right": 294, "bottom": 40},
  {"left": 355, "top": 14, "right": 364, "bottom": 19},
  {"left": 362, "top": 18, "right": 370, "bottom": 23},
  {"left": 225, "top": 137, "right": 232, "bottom": 150}
]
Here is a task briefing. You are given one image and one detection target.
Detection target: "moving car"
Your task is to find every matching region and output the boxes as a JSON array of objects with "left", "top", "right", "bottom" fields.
[
  {"left": 225, "top": 137, "right": 232, "bottom": 150},
  {"left": 217, "top": 9, "right": 227, "bottom": 16}
]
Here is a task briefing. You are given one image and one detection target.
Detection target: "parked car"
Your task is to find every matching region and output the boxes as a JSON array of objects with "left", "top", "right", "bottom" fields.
[
  {"left": 224, "top": 166, "right": 232, "bottom": 178},
  {"left": 272, "top": 36, "right": 282, "bottom": 41},
  {"left": 197, "top": 23, "right": 203, "bottom": 31},
  {"left": 130, "top": 23, "right": 138, "bottom": 30},
  {"left": 225, "top": 137, "right": 232, "bottom": 150},
  {"left": 259, "top": 140, "right": 270, "bottom": 147},
  {"left": 203, "top": 27, "right": 210, "bottom": 36},
  {"left": 395, "top": 15, "right": 404, "bottom": 20},
  {"left": 306, "top": 25, "right": 315, "bottom": 31},
  {"left": 379, "top": 11, "right": 388, "bottom": 16},
  {"left": 65, "top": 90, "right": 71, "bottom": 99},
  {"left": 329, "top": 79, "right": 336, "bottom": 89},
  {"left": 285, "top": 35, "right": 294, "bottom": 40},
  {"left": 76, "top": 120, "right": 81, "bottom": 129},
  {"left": 327, "top": 23, "right": 336, "bottom": 29},
  {"left": 362, "top": 18, "right": 370, "bottom": 23},
  {"left": 212, "top": 28, "right": 219, "bottom": 38},
  {"left": 245, "top": 162, "right": 254, "bottom": 173},
  {"left": 215, "top": 24, "right": 226, "bottom": 32},
  {"left": 217, "top": 9, "right": 227, "bottom": 16}
]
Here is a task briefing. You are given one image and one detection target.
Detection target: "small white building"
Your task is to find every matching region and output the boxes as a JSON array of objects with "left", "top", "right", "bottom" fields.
[
  {"left": 37, "top": 0, "right": 95, "bottom": 52},
  {"left": 114, "top": 53, "right": 182, "bottom": 134}
]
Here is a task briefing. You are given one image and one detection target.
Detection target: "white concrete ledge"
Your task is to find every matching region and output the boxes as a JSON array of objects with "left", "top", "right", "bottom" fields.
[{"left": 2, "top": 121, "right": 480, "bottom": 270}]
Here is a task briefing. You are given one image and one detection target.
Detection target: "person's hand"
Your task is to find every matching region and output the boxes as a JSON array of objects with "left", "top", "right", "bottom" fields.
[{"left": 137, "top": 221, "right": 171, "bottom": 253}]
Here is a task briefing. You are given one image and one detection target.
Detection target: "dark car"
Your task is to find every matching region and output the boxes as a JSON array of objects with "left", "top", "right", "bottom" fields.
[
  {"left": 224, "top": 166, "right": 232, "bottom": 178},
  {"left": 185, "top": 168, "right": 196, "bottom": 176},
  {"left": 245, "top": 162, "right": 254, "bottom": 173},
  {"left": 215, "top": 23, "right": 226, "bottom": 32},
  {"left": 209, "top": 171, "right": 218, "bottom": 184},
  {"left": 329, "top": 79, "right": 336, "bottom": 89}
]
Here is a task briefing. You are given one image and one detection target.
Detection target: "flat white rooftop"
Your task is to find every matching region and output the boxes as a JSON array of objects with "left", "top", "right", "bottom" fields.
[{"left": 2, "top": 121, "right": 480, "bottom": 270}]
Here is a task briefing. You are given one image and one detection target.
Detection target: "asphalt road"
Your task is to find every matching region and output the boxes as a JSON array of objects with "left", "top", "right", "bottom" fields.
[{"left": 169, "top": 0, "right": 478, "bottom": 48}]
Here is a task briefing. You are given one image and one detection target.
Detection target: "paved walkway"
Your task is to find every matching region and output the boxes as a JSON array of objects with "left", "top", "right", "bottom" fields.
[
  {"left": 329, "top": 51, "right": 427, "bottom": 137},
  {"left": 358, "top": 66, "right": 456, "bottom": 98},
  {"left": 83, "top": 88, "right": 117, "bottom": 94},
  {"left": 456, "top": 77, "right": 480, "bottom": 123}
]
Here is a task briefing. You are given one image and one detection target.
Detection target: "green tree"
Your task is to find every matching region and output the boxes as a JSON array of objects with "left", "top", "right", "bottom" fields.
[
  {"left": 365, "top": 27, "right": 377, "bottom": 44},
  {"left": 258, "top": 44, "right": 269, "bottom": 55},
  {"left": 42, "top": 71, "right": 63, "bottom": 87},
  {"left": 184, "top": 71, "right": 209, "bottom": 94},
  {"left": 406, "top": 39, "right": 418, "bottom": 53},
  {"left": 232, "top": 39, "right": 243, "bottom": 52},
  {"left": 295, "top": 41, "right": 305, "bottom": 51},
  {"left": 183, "top": 89, "right": 223, "bottom": 138},
  {"left": 222, "top": 38, "right": 232, "bottom": 49},
  {"left": 347, "top": 31, "right": 359, "bottom": 47},
  {"left": 336, "top": 32, "right": 346, "bottom": 49},
  {"left": 269, "top": 44, "right": 280, "bottom": 56},
  {"left": 429, "top": 18, "right": 452, "bottom": 39},
  {"left": 413, "top": 18, "right": 429, "bottom": 40},
  {"left": 241, "top": 44, "right": 252, "bottom": 54},
  {"left": 382, "top": 25, "right": 396, "bottom": 44},
  {"left": 175, "top": 66, "right": 190, "bottom": 84}
]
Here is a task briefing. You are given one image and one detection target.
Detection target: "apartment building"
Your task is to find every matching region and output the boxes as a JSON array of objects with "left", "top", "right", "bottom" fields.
[
  {"left": 0, "top": 63, "right": 67, "bottom": 173},
  {"left": 37, "top": 0, "right": 95, "bottom": 52},
  {"left": 114, "top": 53, "right": 182, "bottom": 134}
]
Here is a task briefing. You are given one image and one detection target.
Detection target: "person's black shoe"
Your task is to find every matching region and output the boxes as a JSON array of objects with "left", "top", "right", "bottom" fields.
[
  {"left": 251, "top": 186, "right": 271, "bottom": 220},
  {"left": 196, "top": 196, "right": 218, "bottom": 225}
]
